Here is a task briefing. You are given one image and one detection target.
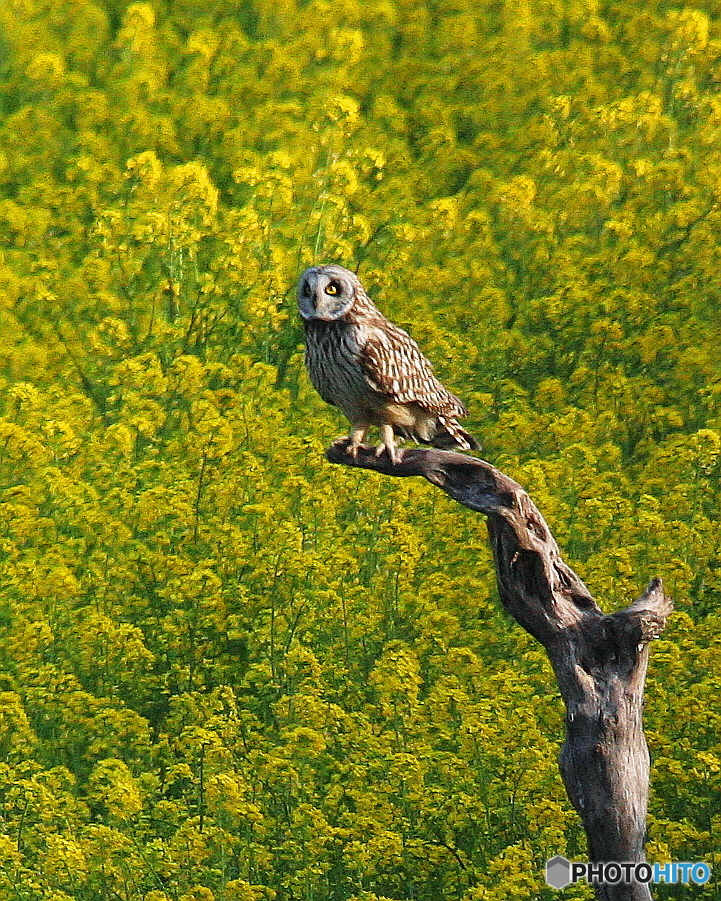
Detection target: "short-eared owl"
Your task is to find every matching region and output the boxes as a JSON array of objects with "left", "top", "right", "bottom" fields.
[{"left": 298, "top": 264, "right": 478, "bottom": 463}]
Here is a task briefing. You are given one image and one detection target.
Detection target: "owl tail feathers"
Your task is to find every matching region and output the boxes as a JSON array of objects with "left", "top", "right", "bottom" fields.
[
  {"left": 430, "top": 420, "right": 480, "bottom": 452},
  {"left": 394, "top": 417, "right": 479, "bottom": 452}
]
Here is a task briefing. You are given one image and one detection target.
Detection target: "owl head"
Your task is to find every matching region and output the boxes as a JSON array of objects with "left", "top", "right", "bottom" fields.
[{"left": 297, "top": 264, "right": 361, "bottom": 321}]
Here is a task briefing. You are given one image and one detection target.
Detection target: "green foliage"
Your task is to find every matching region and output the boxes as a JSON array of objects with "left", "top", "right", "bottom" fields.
[{"left": 0, "top": 0, "right": 718, "bottom": 898}]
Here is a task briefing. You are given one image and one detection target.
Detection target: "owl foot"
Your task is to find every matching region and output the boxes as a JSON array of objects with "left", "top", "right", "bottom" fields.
[
  {"left": 375, "top": 423, "right": 400, "bottom": 464},
  {"left": 347, "top": 422, "right": 370, "bottom": 459},
  {"left": 374, "top": 443, "right": 400, "bottom": 464}
]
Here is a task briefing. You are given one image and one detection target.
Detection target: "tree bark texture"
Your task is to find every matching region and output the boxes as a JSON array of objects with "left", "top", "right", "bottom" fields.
[{"left": 326, "top": 440, "right": 673, "bottom": 901}]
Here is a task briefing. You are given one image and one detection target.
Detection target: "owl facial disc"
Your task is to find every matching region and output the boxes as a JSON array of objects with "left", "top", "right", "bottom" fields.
[{"left": 297, "top": 265, "right": 358, "bottom": 321}]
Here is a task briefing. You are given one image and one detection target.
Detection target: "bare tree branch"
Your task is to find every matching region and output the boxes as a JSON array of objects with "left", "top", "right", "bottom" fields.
[{"left": 326, "top": 439, "right": 673, "bottom": 901}]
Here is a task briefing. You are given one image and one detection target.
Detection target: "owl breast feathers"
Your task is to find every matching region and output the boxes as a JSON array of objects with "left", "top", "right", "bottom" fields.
[{"left": 298, "top": 264, "right": 478, "bottom": 463}]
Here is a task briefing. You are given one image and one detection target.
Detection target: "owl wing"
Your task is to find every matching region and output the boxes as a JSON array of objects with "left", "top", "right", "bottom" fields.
[{"left": 360, "top": 323, "right": 468, "bottom": 417}]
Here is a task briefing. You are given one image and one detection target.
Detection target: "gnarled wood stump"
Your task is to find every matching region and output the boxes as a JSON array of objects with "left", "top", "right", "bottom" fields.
[{"left": 326, "top": 440, "right": 673, "bottom": 901}]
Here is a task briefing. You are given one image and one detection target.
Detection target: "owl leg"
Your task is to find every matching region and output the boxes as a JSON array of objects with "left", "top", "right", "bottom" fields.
[
  {"left": 348, "top": 422, "right": 370, "bottom": 459},
  {"left": 375, "top": 422, "right": 400, "bottom": 464}
]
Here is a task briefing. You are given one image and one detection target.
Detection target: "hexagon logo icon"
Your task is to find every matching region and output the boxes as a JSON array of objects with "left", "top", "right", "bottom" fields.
[{"left": 546, "top": 855, "right": 572, "bottom": 889}]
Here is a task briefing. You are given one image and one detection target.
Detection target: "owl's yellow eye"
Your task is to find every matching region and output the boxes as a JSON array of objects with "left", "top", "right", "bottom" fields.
[{"left": 324, "top": 283, "right": 340, "bottom": 296}]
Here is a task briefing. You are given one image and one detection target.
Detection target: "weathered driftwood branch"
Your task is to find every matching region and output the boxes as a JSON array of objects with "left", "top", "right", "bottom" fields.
[{"left": 326, "top": 440, "right": 673, "bottom": 901}]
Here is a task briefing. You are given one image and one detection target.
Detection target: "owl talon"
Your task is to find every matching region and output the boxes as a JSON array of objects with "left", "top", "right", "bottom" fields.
[
  {"left": 375, "top": 424, "right": 400, "bottom": 464},
  {"left": 347, "top": 424, "right": 369, "bottom": 460},
  {"left": 375, "top": 444, "right": 400, "bottom": 464}
]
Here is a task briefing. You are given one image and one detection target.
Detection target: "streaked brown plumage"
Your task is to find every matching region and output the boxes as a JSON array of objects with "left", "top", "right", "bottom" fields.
[{"left": 297, "top": 264, "right": 478, "bottom": 463}]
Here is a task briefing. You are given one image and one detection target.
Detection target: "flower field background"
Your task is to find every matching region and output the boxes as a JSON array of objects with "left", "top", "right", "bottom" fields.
[{"left": 0, "top": 1, "right": 720, "bottom": 899}]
